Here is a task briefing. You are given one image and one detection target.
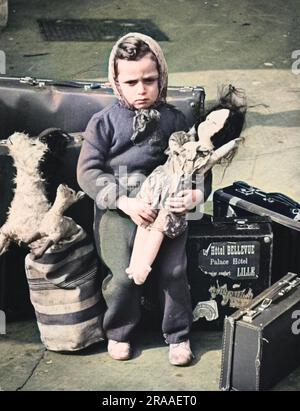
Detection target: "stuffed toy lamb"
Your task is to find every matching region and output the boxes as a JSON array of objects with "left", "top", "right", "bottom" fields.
[{"left": 0, "top": 131, "right": 84, "bottom": 257}]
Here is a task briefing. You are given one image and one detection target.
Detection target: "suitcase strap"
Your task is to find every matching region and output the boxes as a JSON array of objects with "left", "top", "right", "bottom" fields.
[
  {"left": 18, "top": 76, "right": 103, "bottom": 89},
  {"left": 242, "top": 277, "right": 300, "bottom": 323}
]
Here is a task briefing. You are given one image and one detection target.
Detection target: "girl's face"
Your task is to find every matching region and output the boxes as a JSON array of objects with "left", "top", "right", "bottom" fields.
[{"left": 116, "top": 53, "right": 159, "bottom": 109}]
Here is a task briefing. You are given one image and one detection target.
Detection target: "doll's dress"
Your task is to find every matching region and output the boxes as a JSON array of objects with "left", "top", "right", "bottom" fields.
[{"left": 136, "top": 130, "right": 213, "bottom": 238}]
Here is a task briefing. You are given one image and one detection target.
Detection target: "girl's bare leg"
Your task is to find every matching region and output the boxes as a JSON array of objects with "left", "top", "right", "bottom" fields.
[{"left": 126, "top": 226, "right": 164, "bottom": 285}]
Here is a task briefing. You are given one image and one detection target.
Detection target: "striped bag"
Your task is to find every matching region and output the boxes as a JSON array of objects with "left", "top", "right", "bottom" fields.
[{"left": 25, "top": 225, "right": 105, "bottom": 351}]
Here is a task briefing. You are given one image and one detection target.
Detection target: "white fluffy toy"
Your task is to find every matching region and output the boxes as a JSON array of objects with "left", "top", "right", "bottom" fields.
[{"left": 0, "top": 132, "right": 84, "bottom": 258}]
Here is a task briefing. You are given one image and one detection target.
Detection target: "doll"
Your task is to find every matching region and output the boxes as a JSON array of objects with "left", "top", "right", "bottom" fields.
[{"left": 125, "top": 85, "right": 247, "bottom": 285}]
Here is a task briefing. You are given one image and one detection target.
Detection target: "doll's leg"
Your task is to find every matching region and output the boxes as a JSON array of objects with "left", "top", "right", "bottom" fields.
[
  {"left": 126, "top": 226, "right": 165, "bottom": 285},
  {"left": 127, "top": 226, "right": 149, "bottom": 269}
]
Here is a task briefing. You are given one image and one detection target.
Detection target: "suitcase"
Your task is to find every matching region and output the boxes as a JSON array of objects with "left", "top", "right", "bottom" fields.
[
  {"left": 0, "top": 76, "right": 206, "bottom": 321},
  {"left": 213, "top": 181, "right": 300, "bottom": 283},
  {"left": 0, "top": 76, "right": 205, "bottom": 139},
  {"left": 220, "top": 272, "right": 300, "bottom": 391},
  {"left": 187, "top": 215, "right": 273, "bottom": 329}
]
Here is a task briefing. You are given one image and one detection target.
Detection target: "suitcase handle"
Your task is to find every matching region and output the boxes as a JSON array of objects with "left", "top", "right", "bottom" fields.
[
  {"left": 233, "top": 181, "right": 300, "bottom": 210},
  {"left": 233, "top": 180, "right": 252, "bottom": 194},
  {"left": 266, "top": 192, "right": 300, "bottom": 209},
  {"left": 242, "top": 277, "right": 300, "bottom": 323},
  {"left": 233, "top": 181, "right": 266, "bottom": 198}
]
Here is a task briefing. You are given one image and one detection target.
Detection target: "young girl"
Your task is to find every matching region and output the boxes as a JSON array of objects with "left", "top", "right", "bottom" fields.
[
  {"left": 125, "top": 85, "right": 247, "bottom": 286},
  {"left": 77, "top": 33, "right": 211, "bottom": 365}
]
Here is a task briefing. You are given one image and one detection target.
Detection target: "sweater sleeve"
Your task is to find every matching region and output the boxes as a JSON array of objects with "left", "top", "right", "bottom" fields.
[
  {"left": 76, "top": 114, "right": 126, "bottom": 209},
  {"left": 174, "top": 110, "right": 189, "bottom": 133}
]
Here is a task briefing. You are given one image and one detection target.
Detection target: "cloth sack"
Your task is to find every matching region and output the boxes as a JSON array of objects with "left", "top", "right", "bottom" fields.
[{"left": 25, "top": 225, "right": 105, "bottom": 351}]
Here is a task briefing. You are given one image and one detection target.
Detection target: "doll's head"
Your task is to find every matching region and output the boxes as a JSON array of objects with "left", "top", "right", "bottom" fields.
[{"left": 196, "top": 85, "right": 247, "bottom": 151}]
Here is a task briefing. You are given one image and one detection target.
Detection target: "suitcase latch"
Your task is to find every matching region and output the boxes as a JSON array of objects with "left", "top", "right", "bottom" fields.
[
  {"left": 19, "top": 76, "right": 45, "bottom": 88},
  {"left": 20, "top": 76, "right": 39, "bottom": 86},
  {"left": 242, "top": 298, "right": 272, "bottom": 323},
  {"left": 242, "top": 309, "right": 259, "bottom": 323},
  {"left": 236, "top": 186, "right": 255, "bottom": 196},
  {"left": 242, "top": 279, "right": 300, "bottom": 323}
]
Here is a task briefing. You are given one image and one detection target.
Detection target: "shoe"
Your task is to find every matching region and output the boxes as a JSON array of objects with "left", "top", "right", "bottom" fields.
[
  {"left": 107, "top": 339, "right": 131, "bottom": 361},
  {"left": 169, "top": 340, "right": 194, "bottom": 366}
]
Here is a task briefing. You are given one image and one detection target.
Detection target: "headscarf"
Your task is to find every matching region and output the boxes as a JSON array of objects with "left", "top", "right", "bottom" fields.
[
  {"left": 108, "top": 32, "right": 168, "bottom": 106},
  {"left": 108, "top": 33, "right": 169, "bottom": 143}
]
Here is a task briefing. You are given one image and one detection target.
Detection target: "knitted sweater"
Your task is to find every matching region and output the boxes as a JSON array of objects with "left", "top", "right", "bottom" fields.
[{"left": 76, "top": 101, "right": 195, "bottom": 209}]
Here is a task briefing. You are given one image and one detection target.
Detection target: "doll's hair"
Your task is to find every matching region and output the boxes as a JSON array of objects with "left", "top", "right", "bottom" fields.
[
  {"left": 114, "top": 37, "right": 158, "bottom": 75},
  {"left": 195, "top": 85, "right": 247, "bottom": 167},
  {"left": 196, "top": 85, "right": 247, "bottom": 149},
  {"left": 207, "top": 85, "right": 246, "bottom": 150}
]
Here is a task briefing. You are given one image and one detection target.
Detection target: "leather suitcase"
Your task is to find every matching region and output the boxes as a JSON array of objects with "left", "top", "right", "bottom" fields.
[
  {"left": 187, "top": 215, "right": 273, "bottom": 329},
  {"left": 220, "top": 272, "right": 300, "bottom": 391},
  {"left": 0, "top": 76, "right": 205, "bottom": 321},
  {"left": 213, "top": 181, "right": 300, "bottom": 283},
  {"left": 0, "top": 76, "right": 205, "bottom": 138}
]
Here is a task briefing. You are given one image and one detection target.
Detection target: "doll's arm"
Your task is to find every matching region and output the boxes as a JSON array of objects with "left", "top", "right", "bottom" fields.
[{"left": 202, "top": 138, "right": 242, "bottom": 174}]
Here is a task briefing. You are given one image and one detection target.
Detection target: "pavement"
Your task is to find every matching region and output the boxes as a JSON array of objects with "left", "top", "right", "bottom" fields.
[{"left": 0, "top": 0, "right": 300, "bottom": 392}]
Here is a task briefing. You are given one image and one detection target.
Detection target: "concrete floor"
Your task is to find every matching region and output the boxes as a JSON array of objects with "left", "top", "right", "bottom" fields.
[{"left": 0, "top": 0, "right": 300, "bottom": 391}]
